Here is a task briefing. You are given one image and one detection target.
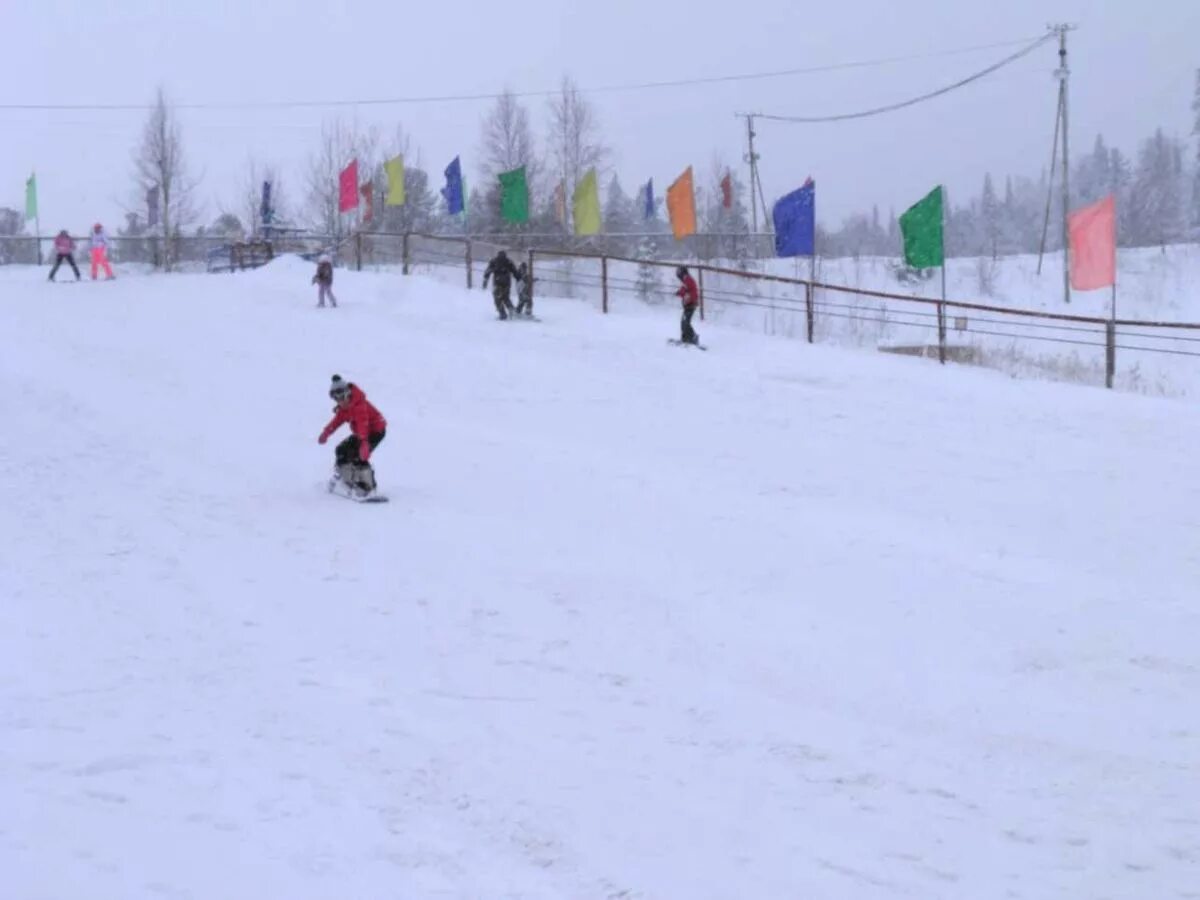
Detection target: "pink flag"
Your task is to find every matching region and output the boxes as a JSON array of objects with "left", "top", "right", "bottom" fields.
[
  {"left": 720, "top": 172, "right": 733, "bottom": 209},
  {"left": 1068, "top": 195, "right": 1116, "bottom": 291},
  {"left": 338, "top": 159, "right": 359, "bottom": 213}
]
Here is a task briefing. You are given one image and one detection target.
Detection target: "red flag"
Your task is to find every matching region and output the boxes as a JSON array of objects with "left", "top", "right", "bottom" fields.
[
  {"left": 338, "top": 159, "right": 359, "bottom": 213},
  {"left": 360, "top": 181, "right": 374, "bottom": 223},
  {"left": 720, "top": 172, "right": 733, "bottom": 209},
  {"left": 1068, "top": 195, "right": 1116, "bottom": 291}
]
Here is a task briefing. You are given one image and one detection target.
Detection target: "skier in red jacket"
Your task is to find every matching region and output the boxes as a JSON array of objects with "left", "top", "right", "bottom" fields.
[
  {"left": 675, "top": 266, "right": 700, "bottom": 344},
  {"left": 318, "top": 374, "right": 387, "bottom": 496}
]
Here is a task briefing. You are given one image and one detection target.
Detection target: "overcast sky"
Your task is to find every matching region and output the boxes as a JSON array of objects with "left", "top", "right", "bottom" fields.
[{"left": 3, "top": 0, "right": 1197, "bottom": 233}]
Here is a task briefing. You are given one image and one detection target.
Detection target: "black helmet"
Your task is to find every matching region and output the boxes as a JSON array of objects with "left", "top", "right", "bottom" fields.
[
  {"left": 497, "top": 249, "right": 508, "bottom": 260},
  {"left": 676, "top": 265, "right": 688, "bottom": 279}
]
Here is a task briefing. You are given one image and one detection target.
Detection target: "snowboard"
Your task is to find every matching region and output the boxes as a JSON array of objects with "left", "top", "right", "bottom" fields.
[
  {"left": 667, "top": 338, "right": 708, "bottom": 351},
  {"left": 327, "top": 479, "right": 389, "bottom": 503}
]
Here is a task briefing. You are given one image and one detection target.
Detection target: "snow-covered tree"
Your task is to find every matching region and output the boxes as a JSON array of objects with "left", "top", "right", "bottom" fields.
[
  {"left": 980, "top": 173, "right": 1000, "bottom": 259},
  {"left": 1192, "top": 69, "right": 1200, "bottom": 236},
  {"left": 1129, "top": 128, "right": 1187, "bottom": 248},
  {"left": 603, "top": 175, "right": 637, "bottom": 254}
]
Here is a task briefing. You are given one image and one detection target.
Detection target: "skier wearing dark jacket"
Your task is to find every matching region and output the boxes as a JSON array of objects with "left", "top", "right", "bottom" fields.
[
  {"left": 482, "top": 249, "right": 521, "bottom": 319},
  {"left": 318, "top": 375, "right": 386, "bottom": 495},
  {"left": 312, "top": 253, "right": 336, "bottom": 308},
  {"left": 676, "top": 266, "right": 700, "bottom": 344}
]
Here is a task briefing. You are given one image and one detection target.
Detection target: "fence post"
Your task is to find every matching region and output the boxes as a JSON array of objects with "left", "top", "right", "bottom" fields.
[
  {"left": 601, "top": 255, "right": 609, "bottom": 314},
  {"left": 402, "top": 232, "right": 410, "bottom": 276},
  {"left": 355, "top": 232, "right": 363, "bottom": 272},
  {"left": 527, "top": 248, "right": 535, "bottom": 305},
  {"left": 1105, "top": 321, "right": 1116, "bottom": 389},
  {"left": 805, "top": 282, "right": 814, "bottom": 344},
  {"left": 937, "top": 301, "right": 947, "bottom": 365},
  {"left": 698, "top": 267, "right": 706, "bottom": 321},
  {"left": 466, "top": 239, "right": 473, "bottom": 290}
]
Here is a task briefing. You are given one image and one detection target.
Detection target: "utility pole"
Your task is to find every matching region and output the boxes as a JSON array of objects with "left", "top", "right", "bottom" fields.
[
  {"left": 1053, "top": 23, "right": 1076, "bottom": 305},
  {"left": 737, "top": 112, "right": 773, "bottom": 254},
  {"left": 738, "top": 113, "right": 761, "bottom": 233}
]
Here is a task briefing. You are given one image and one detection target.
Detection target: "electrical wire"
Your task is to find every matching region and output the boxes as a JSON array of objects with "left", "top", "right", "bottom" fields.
[
  {"left": 0, "top": 36, "right": 1048, "bottom": 112},
  {"left": 753, "top": 33, "right": 1056, "bottom": 124}
]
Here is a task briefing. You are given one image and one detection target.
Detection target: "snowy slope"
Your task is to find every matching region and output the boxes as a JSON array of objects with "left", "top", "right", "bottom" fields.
[{"left": 1, "top": 260, "right": 1198, "bottom": 899}]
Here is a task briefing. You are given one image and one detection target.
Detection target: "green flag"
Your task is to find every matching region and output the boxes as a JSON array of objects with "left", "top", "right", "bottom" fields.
[
  {"left": 24, "top": 173, "right": 37, "bottom": 221},
  {"left": 899, "top": 185, "right": 944, "bottom": 269},
  {"left": 499, "top": 166, "right": 529, "bottom": 224}
]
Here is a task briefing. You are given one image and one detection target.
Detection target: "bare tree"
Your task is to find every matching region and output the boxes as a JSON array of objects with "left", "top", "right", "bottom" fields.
[
  {"left": 477, "top": 90, "right": 540, "bottom": 232},
  {"left": 546, "top": 76, "right": 609, "bottom": 229},
  {"left": 133, "top": 86, "right": 199, "bottom": 270},
  {"left": 304, "top": 118, "right": 381, "bottom": 239}
]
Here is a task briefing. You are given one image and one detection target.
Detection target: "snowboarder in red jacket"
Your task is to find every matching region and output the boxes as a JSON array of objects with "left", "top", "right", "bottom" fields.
[
  {"left": 318, "top": 374, "right": 387, "bottom": 495},
  {"left": 676, "top": 266, "right": 700, "bottom": 344}
]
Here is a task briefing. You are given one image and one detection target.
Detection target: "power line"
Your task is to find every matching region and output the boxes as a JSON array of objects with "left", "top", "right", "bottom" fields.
[
  {"left": 0, "top": 35, "right": 1047, "bottom": 112},
  {"left": 751, "top": 33, "right": 1056, "bottom": 124}
]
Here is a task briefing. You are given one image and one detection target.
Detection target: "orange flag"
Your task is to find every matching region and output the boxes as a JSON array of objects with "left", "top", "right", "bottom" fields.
[
  {"left": 1068, "top": 195, "right": 1116, "bottom": 291},
  {"left": 666, "top": 167, "right": 697, "bottom": 240}
]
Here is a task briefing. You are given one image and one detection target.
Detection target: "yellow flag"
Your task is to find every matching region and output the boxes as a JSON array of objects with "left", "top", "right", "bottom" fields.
[
  {"left": 385, "top": 155, "right": 405, "bottom": 206},
  {"left": 666, "top": 166, "right": 696, "bottom": 240},
  {"left": 573, "top": 169, "right": 601, "bottom": 236}
]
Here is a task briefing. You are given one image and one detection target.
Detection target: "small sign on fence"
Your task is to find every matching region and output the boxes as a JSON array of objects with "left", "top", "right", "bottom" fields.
[{"left": 954, "top": 316, "right": 969, "bottom": 332}]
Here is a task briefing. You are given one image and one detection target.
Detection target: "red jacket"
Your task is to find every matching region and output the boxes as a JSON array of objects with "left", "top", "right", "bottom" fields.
[
  {"left": 677, "top": 274, "right": 699, "bottom": 308},
  {"left": 319, "top": 385, "right": 387, "bottom": 460}
]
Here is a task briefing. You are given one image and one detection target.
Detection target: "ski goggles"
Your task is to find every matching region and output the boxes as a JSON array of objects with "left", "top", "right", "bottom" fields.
[{"left": 330, "top": 385, "right": 350, "bottom": 400}]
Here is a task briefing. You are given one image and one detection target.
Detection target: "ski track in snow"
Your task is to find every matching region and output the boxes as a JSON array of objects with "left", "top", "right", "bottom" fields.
[{"left": 1, "top": 259, "right": 1198, "bottom": 899}]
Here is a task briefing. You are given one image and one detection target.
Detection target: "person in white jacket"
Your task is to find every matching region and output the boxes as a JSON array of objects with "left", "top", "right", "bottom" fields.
[{"left": 89, "top": 223, "right": 115, "bottom": 280}]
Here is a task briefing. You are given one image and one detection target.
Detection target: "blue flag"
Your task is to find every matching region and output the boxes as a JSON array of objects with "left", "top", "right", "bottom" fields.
[
  {"left": 260, "top": 181, "right": 273, "bottom": 225},
  {"left": 773, "top": 178, "right": 815, "bottom": 257},
  {"left": 442, "top": 156, "right": 465, "bottom": 216},
  {"left": 643, "top": 178, "right": 655, "bottom": 220}
]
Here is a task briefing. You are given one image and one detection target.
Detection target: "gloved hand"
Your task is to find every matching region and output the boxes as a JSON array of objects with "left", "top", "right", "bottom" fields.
[
  {"left": 359, "top": 444, "right": 370, "bottom": 461},
  {"left": 318, "top": 433, "right": 328, "bottom": 445}
]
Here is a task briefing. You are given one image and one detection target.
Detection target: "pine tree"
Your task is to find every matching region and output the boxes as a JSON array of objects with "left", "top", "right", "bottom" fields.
[
  {"left": 980, "top": 173, "right": 1000, "bottom": 259},
  {"left": 633, "top": 236, "right": 662, "bottom": 303},
  {"left": 603, "top": 175, "right": 637, "bottom": 255},
  {"left": 1109, "top": 147, "right": 1133, "bottom": 245},
  {"left": 1130, "top": 128, "right": 1187, "bottom": 248}
]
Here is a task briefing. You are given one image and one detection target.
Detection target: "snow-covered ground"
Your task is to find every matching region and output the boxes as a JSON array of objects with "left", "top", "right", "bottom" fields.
[{"left": 2, "top": 258, "right": 1198, "bottom": 899}]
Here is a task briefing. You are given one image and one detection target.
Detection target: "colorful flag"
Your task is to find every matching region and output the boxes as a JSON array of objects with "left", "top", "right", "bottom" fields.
[
  {"left": 1068, "top": 195, "right": 1116, "bottom": 291},
  {"left": 338, "top": 159, "right": 359, "bottom": 213},
  {"left": 361, "top": 181, "right": 375, "bottom": 223},
  {"left": 385, "top": 155, "right": 406, "bottom": 206},
  {"left": 553, "top": 179, "right": 567, "bottom": 226},
  {"left": 666, "top": 167, "right": 696, "bottom": 240},
  {"left": 773, "top": 177, "right": 815, "bottom": 257},
  {"left": 24, "top": 173, "right": 37, "bottom": 221},
  {"left": 899, "top": 186, "right": 944, "bottom": 269},
  {"left": 573, "top": 169, "right": 601, "bottom": 236},
  {"left": 720, "top": 172, "right": 733, "bottom": 209},
  {"left": 441, "top": 156, "right": 464, "bottom": 215},
  {"left": 260, "top": 181, "right": 273, "bottom": 225},
  {"left": 499, "top": 166, "right": 529, "bottom": 224},
  {"left": 642, "top": 178, "right": 655, "bottom": 220},
  {"left": 147, "top": 185, "right": 160, "bottom": 227}
]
